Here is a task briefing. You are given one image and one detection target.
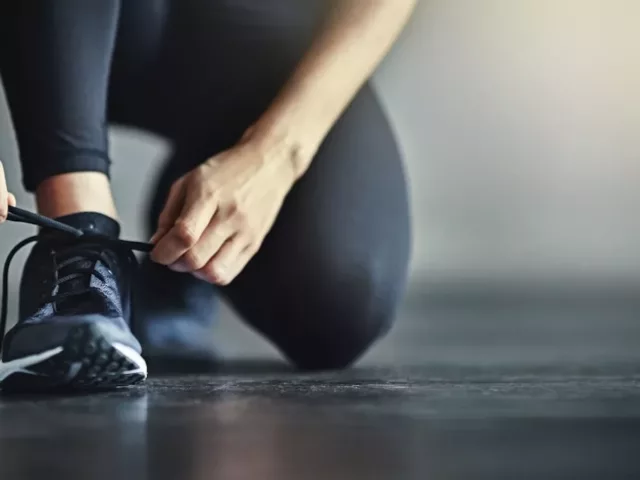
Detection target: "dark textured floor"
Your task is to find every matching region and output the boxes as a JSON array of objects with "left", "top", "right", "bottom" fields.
[{"left": 1, "top": 297, "right": 639, "bottom": 479}]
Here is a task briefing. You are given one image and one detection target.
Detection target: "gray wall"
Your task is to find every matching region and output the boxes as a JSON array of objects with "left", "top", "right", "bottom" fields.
[
  {"left": 2, "top": 0, "right": 639, "bottom": 291},
  {"left": 375, "top": 0, "right": 640, "bottom": 286}
]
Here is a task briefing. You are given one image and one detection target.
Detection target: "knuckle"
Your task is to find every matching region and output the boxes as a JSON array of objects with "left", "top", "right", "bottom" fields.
[
  {"left": 196, "top": 181, "right": 217, "bottom": 200},
  {"left": 203, "top": 187, "right": 217, "bottom": 201},
  {"left": 227, "top": 204, "right": 248, "bottom": 226},
  {"left": 183, "top": 250, "right": 207, "bottom": 270},
  {"left": 174, "top": 221, "right": 199, "bottom": 247},
  {"left": 205, "top": 263, "right": 228, "bottom": 285},
  {"left": 222, "top": 200, "right": 239, "bottom": 218},
  {"left": 235, "top": 208, "right": 249, "bottom": 225},
  {"left": 192, "top": 166, "right": 213, "bottom": 186}
]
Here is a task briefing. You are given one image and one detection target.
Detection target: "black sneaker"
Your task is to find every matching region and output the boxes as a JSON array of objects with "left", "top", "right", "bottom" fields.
[
  {"left": 134, "top": 258, "right": 220, "bottom": 374},
  {"left": 0, "top": 210, "right": 150, "bottom": 392}
]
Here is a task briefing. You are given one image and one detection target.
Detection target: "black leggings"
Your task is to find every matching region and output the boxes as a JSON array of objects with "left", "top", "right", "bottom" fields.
[{"left": 0, "top": 0, "right": 411, "bottom": 369}]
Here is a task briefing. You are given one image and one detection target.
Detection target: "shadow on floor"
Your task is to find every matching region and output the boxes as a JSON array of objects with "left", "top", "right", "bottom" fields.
[{"left": 146, "top": 356, "right": 295, "bottom": 376}]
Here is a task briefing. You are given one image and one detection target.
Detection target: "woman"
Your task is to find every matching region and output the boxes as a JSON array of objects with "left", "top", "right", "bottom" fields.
[{"left": 0, "top": 0, "right": 415, "bottom": 391}]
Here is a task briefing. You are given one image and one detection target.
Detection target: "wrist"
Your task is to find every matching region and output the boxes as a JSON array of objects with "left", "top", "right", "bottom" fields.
[{"left": 244, "top": 115, "right": 321, "bottom": 181}]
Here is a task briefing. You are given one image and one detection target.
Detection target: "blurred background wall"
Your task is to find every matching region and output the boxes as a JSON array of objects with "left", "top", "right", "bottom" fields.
[
  {"left": 377, "top": 0, "right": 639, "bottom": 289},
  {"left": 1, "top": 0, "right": 638, "bottom": 359}
]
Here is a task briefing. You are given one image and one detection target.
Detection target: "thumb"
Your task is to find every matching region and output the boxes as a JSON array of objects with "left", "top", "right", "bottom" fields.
[
  {"left": 0, "top": 161, "right": 8, "bottom": 221},
  {"left": 151, "top": 178, "right": 186, "bottom": 243}
]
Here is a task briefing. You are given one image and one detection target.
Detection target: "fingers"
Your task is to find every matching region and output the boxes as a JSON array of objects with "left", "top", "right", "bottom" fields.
[
  {"left": 7, "top": 193, "right": 16, "bottom": 207},
  {"left": 194, "top": 235, "right": 255, "bottom": 285},
  {"left": 148, "top": 153, "right": 272, "bottom": 285},
  {"left": 150, "top": 179, "right": 186, "bottom": 244},
  {"left": 0, "top": 161, "right": 9, "bottom": 222},
  {"left": 151, "top": 178, "right": 218, "bottom": 265},
  {"left": 169, "top": 215, "right": 236, "bottom": 272}
]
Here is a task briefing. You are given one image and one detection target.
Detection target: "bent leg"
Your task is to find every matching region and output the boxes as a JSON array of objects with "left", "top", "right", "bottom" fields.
[{"left": 224, "top": 87, "right": 412, "bottom": 370}]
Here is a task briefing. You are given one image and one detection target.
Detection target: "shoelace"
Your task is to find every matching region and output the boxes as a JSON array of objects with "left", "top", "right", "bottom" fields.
[{"left": 0, "top": 206, "right": 153, "bottom": 351}]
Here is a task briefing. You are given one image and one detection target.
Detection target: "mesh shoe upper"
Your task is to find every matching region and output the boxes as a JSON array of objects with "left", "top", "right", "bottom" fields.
[
  {"left": 19, "top": 234, "right": 132, "bottom": 328},
  {"left": 0, "top": 211, "right": 152, "bottom": 361}
]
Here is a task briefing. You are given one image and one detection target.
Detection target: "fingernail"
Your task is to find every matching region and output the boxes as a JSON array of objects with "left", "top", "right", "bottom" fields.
[
  {"left": 214, "top": 265, "right": 227, "bottom": 282},
  {"left": 193, "top": 271, "right": 207, "bottom": 282},
  {"left": 169, "top": 261, "right": 189, "bottom": 273},
  {"left": 150, "top": 229, "right": 169, "bottom": 244}
]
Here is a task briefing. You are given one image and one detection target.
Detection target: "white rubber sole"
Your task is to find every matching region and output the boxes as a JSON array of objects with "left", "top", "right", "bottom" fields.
[
  {"left": 0, "top": 346, "right": 64, "bottom": 382},
  {"left": 113, "top": 342, "right": 148, "bottom": 376},
  {"left": 0, "top": 325, "right": 147, "bottom": 391}
]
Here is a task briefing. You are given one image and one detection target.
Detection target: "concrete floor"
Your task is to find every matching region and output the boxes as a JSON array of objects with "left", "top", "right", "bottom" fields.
[{"left": 1, "top": 295, "right": 639, "bottom": 479}]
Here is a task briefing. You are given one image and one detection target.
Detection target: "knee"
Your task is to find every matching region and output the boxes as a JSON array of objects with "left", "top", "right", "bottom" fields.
[
  {"left": 277, "top": 262, "right": 408, "bottom": 372},
  {"left": 285, "top": 320, "right": 390, "bottom": 372}
]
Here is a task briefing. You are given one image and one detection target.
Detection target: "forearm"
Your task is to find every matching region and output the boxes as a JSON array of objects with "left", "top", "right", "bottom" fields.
[{"left": 249, "top": 0, "right": 417, "bottom": 177}]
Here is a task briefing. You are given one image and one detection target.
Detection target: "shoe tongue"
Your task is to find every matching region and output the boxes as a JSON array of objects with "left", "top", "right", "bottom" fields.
[
  {"left": 41, "top": 213, "right": 120, "bottom": 314},
  {"left": 54, "top": 247, "right": 112, "bottom": 315}
]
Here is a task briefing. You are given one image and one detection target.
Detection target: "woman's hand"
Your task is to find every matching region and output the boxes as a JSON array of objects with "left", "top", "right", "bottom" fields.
[
  {"left": 150, "top": 136, "right": 298, "bottom": 285},
  {"left": 0, "top": 160, "right": 17, "bottom": 223}
]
